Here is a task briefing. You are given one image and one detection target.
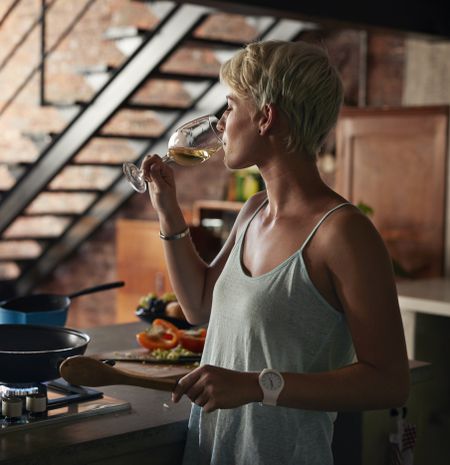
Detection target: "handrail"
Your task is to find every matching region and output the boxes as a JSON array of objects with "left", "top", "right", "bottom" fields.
[
  {"left": 0, "top": 0, "right": 56, "bottom": 75},
  {"left": 40, "top": 0, "right": 46, "bottom": 105},
  {"left": 0, "top": 0, "right": 96, "bottom": 119},
  {"left": 0, "top": 0, "right": 21, "bottom": 28}
]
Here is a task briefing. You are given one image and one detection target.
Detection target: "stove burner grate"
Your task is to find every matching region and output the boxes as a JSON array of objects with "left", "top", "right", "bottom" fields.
[
  {"left": 46, "top": 379, "right": 102, "bottom": 408},
  {"left": 0, "top": 384, "right": 42, "bottom": 397},
  {"left": 0, "top": 378, "right": 130, "bottom": 434}
]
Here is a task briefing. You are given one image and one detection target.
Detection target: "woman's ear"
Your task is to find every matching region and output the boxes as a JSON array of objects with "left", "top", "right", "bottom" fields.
[{"left": 258, "top": 103, "right": 277, "bottom": 136}]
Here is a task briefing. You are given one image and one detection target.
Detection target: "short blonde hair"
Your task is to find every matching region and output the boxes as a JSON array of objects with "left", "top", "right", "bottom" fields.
[{"left": 220, "top": 40, "right": 343, "bottom": 159}]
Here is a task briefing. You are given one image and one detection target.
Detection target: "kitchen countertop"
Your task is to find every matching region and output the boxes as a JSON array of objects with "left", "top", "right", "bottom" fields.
[
  {"left": 397, "top": 277, "right": 450, "bottom": 316},
  {"left": 396, "top": 277, "right": 450, "bottom": 357},
  {"left": 0, "top": 322, "right": 192, "bottom": 465},
  {"left": 0, "top": 322, "right": 433, "bottom": 465}
]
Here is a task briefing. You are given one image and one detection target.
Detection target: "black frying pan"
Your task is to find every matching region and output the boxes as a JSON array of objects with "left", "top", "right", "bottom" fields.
[{"left": 0, "top": 324, "right": 90, "bottom": 383}]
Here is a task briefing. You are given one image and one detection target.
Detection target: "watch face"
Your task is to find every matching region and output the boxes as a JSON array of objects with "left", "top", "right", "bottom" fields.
[{"left": 261, "top": 372, "right": 283, "bottom": 390}]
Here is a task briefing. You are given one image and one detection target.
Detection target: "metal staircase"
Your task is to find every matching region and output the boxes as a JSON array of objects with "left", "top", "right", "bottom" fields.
[{"left": 0, "top": 0, "right": 313, "bottom": 296}]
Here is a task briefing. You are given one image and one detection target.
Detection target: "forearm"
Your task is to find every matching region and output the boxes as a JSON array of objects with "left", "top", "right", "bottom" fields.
[
  {"left": 275, "top": 362, "right": 410, "bottom": 411},
  {"left": 158, "top": 208, "right": 212, "bottom": 324}
]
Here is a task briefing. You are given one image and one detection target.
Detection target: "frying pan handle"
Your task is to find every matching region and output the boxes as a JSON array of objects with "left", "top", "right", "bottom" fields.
[{"left": 69, "top": 281, "right": 125, "bottom": 299}]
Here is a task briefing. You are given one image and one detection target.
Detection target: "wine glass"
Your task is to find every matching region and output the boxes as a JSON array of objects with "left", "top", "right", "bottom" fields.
[{"left": 123, "top": 114, "right": 223, "bottom": 193}]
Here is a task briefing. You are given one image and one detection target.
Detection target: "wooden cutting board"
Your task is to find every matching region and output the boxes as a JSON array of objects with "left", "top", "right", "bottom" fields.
[
  {"left": 91, "top": 348, "right": 198, "bottom": 379},
  {"left": 112, "top": 362, "right": 193, "bottom": 380}
]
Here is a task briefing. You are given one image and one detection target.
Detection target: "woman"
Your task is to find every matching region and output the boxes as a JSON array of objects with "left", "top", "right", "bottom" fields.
[{"left": 142, "top": 40, "right": 409, "bottom": 465}]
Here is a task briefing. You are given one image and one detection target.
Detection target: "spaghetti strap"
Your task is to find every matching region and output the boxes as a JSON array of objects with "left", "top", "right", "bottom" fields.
[
  {"left": 237, "top": 197, "right": 269, "bottom": 242},
  {"left": 300, "top": 203, "right": 352, "bottom": 251}
]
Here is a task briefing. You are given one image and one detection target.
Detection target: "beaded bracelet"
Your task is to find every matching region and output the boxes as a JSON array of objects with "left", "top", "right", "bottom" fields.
[{"left": 159, "top": 227, "right": 190, "bottom": 241}]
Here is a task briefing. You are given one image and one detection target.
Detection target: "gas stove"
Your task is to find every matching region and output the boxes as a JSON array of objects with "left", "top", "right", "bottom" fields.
[{"left": 0, "top": 379, "right": 130, "bottom": 433}]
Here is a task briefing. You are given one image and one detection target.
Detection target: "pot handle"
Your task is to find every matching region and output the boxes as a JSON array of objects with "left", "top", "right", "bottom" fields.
[{"left": 69, "top": 281, "right": 125, "bottom": 299}]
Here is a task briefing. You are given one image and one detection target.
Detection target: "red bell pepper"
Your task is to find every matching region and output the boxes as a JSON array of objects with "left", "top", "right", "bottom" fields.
[
  {"left": 178, "top": 327, "right": 207, "bottom": 353},
  {"left": 136, "top": 318, "right": 179, "bottom": 350}
]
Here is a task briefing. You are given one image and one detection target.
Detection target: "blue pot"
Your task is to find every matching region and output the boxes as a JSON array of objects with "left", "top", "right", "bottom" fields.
[
  {"left": 0, "top": 296, "right": 69, "bottom": 326},
  {"left": 0, "top": 281, "right": 125, "bottom": 326}
]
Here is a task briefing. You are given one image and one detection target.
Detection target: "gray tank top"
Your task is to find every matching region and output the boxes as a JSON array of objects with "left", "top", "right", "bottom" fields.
[{"left": 182, "top": 201, "right": 355, "bottom": 465}]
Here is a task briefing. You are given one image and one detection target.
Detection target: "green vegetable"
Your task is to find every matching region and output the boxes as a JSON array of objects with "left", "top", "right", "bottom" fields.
[
  {"left": 161, "top": 292, "right": 177, "bottom": 303},
  {"left": 150, "top": 345, "right": 195, "bottom": 360}
]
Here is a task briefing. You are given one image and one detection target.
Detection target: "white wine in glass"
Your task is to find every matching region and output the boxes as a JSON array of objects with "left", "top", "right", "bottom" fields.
[{"left": 123, "top": 114, "right": 223, "bottom": 193}]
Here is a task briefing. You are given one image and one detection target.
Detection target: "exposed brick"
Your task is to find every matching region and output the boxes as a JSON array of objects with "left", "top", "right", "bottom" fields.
[
  {"left": 130, "top": 79, "right": 192, "bottom": 107},
  {"left": 0, "top": 4, "right": 408, "bottom": 327},
  {"left": 367, "top": 32, "right": 405, "bottom": 106},
  {"left": 194, "top": 13, "right": 263, "bottom": 43}
]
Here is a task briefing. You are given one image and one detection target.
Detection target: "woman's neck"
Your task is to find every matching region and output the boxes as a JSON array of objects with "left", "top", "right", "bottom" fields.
[{"left": 258, "top": 152, "right": 335, "bottom": 218}]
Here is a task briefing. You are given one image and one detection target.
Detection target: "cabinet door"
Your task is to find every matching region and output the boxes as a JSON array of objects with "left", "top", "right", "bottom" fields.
[
  {"left": 115, "top": 218, "right": 221, "bottom": 322},
  {"left": 335, "top": 106, "right": 449, "bottom": 278},
  {"left": 116, "top": 219, "right": 171, "bottom": 323}
]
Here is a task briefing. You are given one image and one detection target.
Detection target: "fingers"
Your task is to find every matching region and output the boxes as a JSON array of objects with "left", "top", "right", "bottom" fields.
[
  {"left": 141, "top": 154, "right": 165, "bottom": 183},
  {"left": 171, "top": 365, "right": 233, "bottom": 413},
  {"left": 172, "top": 368, "right": 203, "bottom": 404},
  {"left": 141, "top": 155, "right": 176, "bottom": 200}
]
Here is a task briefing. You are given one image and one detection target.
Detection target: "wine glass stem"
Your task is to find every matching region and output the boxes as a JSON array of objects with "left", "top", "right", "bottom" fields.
[{"left": 161, "top": 153, "right": 171, "bottom": 163}]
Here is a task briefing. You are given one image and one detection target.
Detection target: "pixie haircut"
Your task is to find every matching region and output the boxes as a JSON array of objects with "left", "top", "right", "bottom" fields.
[{"left": 220, "top": 40, "right": 344, "bottom": 159}]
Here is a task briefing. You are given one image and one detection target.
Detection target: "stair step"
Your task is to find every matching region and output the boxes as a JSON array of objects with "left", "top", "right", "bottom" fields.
[
  {"left": 94, "top": 133, "right": 157, "bottom": 141},
  {"left": 26, "top": 192, "right": 98, "bottom": 215},
  {"left": 44, "top": 99, "right": 188, "bottom": 112},
  {"left": 21, "top": 131, "right": 54, "bottom": 151},
  {"left": 2, "top": 215, "right": 73, "bottom": 240},
  {"left": 122, "top": 102, "right": 189, "bottom": 111},
  {"left": 0, "top": 262, "right": 20, "bottom": 280},
  {"left": 103, "top": 26, "right": 153, "bottom": 57},
  {"left": 103, "top": 26, "right": 150, "bottom": 40},
  {"left": 152, "top": 71, "right": 216, "bottom": 81},
  {"left": 0, "top": 240, "right": 43, "bottom": 260},
  {"left": 74, "top": 137, "right": 148, "bottom": 164},
  {"left": 76, "top": 65, "right": 116, "bottom": 91},
  {"left": 140, "top": 1, "right": 177, "bottom": 20},
  {"left": 45, "top": 102, "right": 84, "bottom": 123}
]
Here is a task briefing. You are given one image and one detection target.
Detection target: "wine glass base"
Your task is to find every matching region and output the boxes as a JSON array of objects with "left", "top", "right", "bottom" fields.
[{"left": 123, "top": 162, "right": 146, "bottom": 193}]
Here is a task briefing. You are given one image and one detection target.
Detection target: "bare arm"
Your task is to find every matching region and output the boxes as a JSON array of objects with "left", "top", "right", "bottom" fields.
[
  {"left": 142, "top": 155, "right": 261, "bottom": 325},
  {"left": 273, "top": 210, "right": 410, "bottom": 410},
  {"left": 173, "top": 210, "right": 410, "bottom": 412}
]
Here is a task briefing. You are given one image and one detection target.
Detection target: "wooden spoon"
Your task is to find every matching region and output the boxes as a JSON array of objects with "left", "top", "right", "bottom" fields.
[{"left": 60, "top": 355, "right": 178, "bottom": 392}]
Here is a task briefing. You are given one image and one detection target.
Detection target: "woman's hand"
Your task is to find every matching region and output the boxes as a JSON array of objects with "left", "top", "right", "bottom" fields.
[
  {"left": 141, "top": 154, "right": 177, "bottom": 214},
  {"left": 172, "top": 365, "right": 261, "bottom": 413}
]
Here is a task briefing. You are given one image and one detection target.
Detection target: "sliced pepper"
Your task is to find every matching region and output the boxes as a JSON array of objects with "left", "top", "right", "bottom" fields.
[
  {"left": 178, "top": 327, "right": 207, "bottom": 353},
  {"left": 136, "top": 318, "right": 179, "bottom": 350}
]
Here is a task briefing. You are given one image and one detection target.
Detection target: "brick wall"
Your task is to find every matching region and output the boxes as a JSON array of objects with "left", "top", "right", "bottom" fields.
[{"left": 0, "top": 1, "right": 407, "bottom": 326}]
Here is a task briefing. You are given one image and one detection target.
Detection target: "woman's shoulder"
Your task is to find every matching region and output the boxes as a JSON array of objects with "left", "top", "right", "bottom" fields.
[
  {"left": 320, "top": 202, "right": 387, "bottom": 252},
  {"left": 238, "top": 190, "right": 267, "bottom": 218},
  {"left": 231, "top": 190, "right": 267, "bottom": 234}
]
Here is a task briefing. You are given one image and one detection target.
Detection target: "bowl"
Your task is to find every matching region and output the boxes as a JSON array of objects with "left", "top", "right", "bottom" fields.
[{"left": 135, "top": 307, "right": 193, "bottom": 329}]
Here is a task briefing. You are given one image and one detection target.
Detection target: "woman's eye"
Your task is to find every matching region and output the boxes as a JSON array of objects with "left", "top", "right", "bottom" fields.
[{"left": 221, "top": 107, "right": 231, "bottom": 119}]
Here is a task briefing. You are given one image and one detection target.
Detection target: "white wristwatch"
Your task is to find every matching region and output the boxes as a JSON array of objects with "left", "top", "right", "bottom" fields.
[{"left": 258, "top": 368, "right": 285, "bottom": 406}]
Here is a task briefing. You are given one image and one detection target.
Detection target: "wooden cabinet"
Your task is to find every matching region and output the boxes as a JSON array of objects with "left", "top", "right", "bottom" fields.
[
  {"left": 192, "top": 200, "right": 243, "bottom": 249},
  {"left": 115, "top": 206, "right": 239, "bottom": 322},
  {"left": 335, "top": 105, "right": 449, "bottom": 279},
  {"left": 116, "top": 219, "right": 170, "bottom": 323}
]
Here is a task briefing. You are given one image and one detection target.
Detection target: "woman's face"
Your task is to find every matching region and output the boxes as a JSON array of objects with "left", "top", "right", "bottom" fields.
[{"left": 217, "top": 91, "right": 262, "bottom": 170}]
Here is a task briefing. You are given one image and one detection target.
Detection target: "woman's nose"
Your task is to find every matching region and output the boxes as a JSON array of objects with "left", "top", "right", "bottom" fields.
[{"left": 217, "top": 113, "right": 226, "bottom": 133}]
